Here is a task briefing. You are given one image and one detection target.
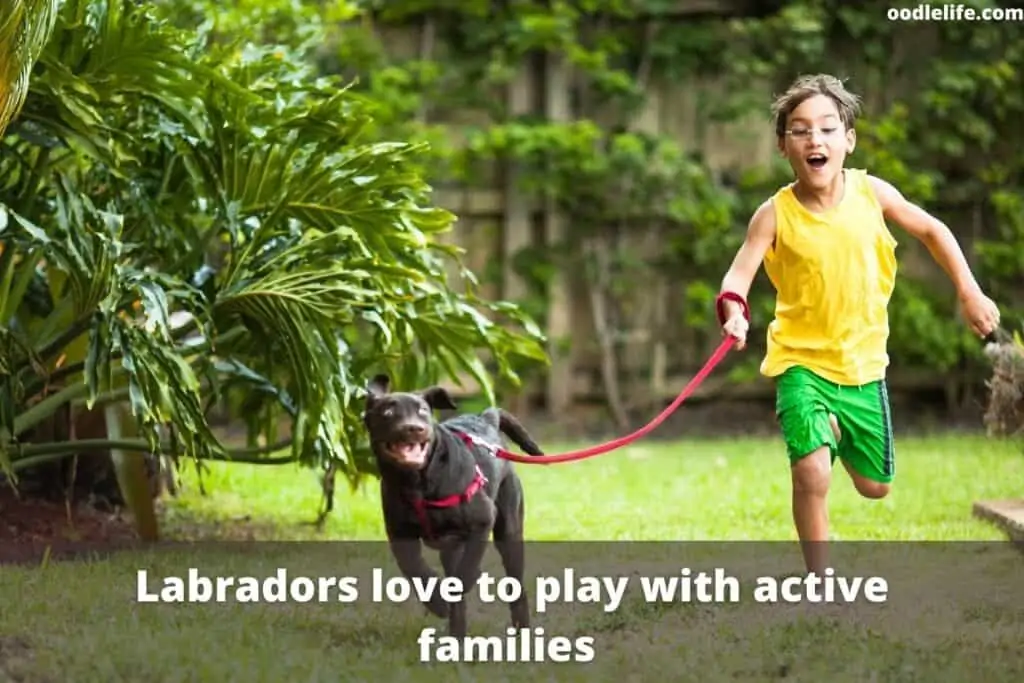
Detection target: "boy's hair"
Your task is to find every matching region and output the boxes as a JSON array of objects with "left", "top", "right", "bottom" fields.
[{"left": 771, "top": 74, "right": 861, "bottom": 138}]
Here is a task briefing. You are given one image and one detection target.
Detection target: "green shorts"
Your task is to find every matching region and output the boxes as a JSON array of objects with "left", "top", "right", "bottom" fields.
[{"left": 775, "top": 365, "right": 895, "bottom": 483}]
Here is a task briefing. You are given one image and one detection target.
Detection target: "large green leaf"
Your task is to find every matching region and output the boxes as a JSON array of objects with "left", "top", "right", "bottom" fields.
[{"left": 0, "top": 0, "right": 60, "bottom": 137}]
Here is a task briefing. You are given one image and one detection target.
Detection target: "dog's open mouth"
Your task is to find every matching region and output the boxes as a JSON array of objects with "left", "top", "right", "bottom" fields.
[
  {"left": 386, "top": 440, "right": 430, "bottom": 466},
  {"left": 807, "top": 153, "right": 828, "bottom": 169}
]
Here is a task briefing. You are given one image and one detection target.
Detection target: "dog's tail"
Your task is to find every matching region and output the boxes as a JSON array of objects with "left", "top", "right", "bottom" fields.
[{"left": 497, "top": 409, "right": 544, "bottom": 456}]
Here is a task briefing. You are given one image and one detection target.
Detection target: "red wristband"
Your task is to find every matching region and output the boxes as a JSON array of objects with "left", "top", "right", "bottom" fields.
[{"left": 715, "top": 291, "right": 750, "bottom": 326}]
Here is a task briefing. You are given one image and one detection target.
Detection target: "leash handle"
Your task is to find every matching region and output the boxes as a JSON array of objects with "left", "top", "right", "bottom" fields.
[
  {"left": 715, "top": 291, "right": 750, "bottom": 326},
  {"left": 494, "top": 335, "right": 736, "bottom": 465}
]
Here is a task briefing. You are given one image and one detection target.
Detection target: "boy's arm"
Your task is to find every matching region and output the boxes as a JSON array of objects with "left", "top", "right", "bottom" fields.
[
  {"left": 868, "top": 175, "right": 1000, "bottom": 338},
  {"left": 718, "top": 199, "right": 777, "bottom": 349}
]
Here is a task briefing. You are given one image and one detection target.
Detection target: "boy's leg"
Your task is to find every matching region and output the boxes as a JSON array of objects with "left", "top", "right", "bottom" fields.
[
  {"left": 775, "top": 367, "right": 840, "bottom": 575},
  {"left": 834, "top": 379, "right": 895, "bottom": 498}
]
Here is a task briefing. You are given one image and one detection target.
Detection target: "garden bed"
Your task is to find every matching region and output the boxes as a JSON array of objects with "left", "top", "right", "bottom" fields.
[{"left": 0, "top": 483, "right": 142, "bottom": 564}]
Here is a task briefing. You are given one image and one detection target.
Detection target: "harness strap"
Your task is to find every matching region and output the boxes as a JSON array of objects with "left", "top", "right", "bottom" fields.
[
  {"left": 411, "top": 460, "right": 488, "bottom": 540},
  {"left": 451, "top": 429, "right": 498, "bottom": 455}
]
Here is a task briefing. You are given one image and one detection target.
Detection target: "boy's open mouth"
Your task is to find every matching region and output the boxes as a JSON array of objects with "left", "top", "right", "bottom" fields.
[{"left": 807, "top": 153, "right": 828, "bottom": 169}]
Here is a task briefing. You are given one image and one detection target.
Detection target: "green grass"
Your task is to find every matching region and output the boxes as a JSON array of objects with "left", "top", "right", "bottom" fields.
[
  {"left": 3, "top": 433, "right": 1023, "bottom": 682},
  {"left": 162, "top": 433, "right": 1023, "bottom": 541}
]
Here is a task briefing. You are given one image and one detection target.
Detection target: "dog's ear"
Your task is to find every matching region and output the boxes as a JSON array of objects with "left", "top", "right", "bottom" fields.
[
  {"left": 419, "top": 386, "right": 457, "bottom": 411},
  {"left": 365, "top": 374, "right": 391, "bottom": 408}
]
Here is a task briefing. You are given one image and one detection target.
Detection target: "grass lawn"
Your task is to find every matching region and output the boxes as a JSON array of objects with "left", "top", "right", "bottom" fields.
[
  {"left": 161, "top": 432, "right": 1022, "bottom": 542},
  {"left": 3, "top": 433, "right": 1023, "bottom": 682}
]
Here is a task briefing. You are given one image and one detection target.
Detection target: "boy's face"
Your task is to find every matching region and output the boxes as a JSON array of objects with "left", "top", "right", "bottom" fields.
[{"left": 777, "top": 94, "right": 856, "bottom": 190}]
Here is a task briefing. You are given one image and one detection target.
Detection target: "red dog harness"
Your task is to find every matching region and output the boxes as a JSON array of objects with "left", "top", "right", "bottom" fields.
[{"left": 411, "top": 429, "right": 491, "bottom": 539}]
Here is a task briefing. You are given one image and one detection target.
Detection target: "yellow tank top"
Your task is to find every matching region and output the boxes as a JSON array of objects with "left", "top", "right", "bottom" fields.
[{"left": 760, "top": 169, "right": 898, "bottom": 386}]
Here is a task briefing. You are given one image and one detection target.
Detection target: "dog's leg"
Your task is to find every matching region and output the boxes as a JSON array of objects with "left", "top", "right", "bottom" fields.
[
  {"left": 447, "top": 527, "right": 490, "bottom": 639},
  {"left": 388, "top": 537, "right": 451, "bottom": 619},
  {"left": 439, "top": 542, "right": 468, "bottom": 637},
  {"left": 484, "top": 407, "right": 544, "bottom": 456},
  {"left": 440, "top": 542, "right": 465, "bottom": 576},
  {"left": 442, "top": 495, "right": 495, "bottom": 639},
  {"left": 492, "top": 477, "right": 530, "bottom": 628},
  {"left": 382, "top": 494, "right": 449, "bottom": 619}
]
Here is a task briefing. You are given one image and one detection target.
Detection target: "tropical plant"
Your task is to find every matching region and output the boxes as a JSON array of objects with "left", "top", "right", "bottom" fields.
[
  {"left": 0, "top": 0, "right": 547, "bottom": 539},
  {"left": 0, "top": 0, "right": 60, "bottom": 138}
]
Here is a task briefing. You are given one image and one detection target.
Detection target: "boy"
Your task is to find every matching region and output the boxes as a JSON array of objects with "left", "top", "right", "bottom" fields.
[{"left": 716, "top": 74, "right": 1001, "bottom": 575}]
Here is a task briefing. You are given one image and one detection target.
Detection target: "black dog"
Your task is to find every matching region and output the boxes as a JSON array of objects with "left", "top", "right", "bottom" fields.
[{"left": 362, "top": 374, "right": 545, "bottom": 638}]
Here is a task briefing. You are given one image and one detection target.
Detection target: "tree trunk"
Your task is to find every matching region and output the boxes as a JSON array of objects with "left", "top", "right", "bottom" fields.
[{"left": 585, "top": 236, "right": 630, "bottom": 431}]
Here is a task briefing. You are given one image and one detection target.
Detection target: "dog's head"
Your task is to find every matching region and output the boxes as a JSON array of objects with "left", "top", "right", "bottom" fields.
[{"left": 362, "top": 373, "right": 458, "bottom": 470}]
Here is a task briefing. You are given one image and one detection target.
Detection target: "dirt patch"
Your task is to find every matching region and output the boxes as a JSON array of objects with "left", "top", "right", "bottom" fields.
[
  {"left": 0, "top": 478, "right": 292, "bottom": 566},
  {"left": 0, "top": 482, "right": 143, "bottom": 565}
]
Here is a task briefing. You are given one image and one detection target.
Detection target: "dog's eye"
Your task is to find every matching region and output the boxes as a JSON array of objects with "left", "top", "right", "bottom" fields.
[
  {"left": 419, "top": 406, "right": 429, "bottom": 415},
  {"left": 383, "top": 408, "right": 393, "bottom": 417}
]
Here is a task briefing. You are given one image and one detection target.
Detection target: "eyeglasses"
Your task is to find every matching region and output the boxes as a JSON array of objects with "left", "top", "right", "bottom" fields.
[{"left": 785, "top": 127, "right": 843, "bottom": 140}]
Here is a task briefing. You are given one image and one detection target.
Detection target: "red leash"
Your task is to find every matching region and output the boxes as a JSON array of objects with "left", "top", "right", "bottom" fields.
[
  {"left": 489, "top": 335, "right": 736, "bottom": 464},
  {"left": 452, "top": 292, "right": 749, "bottom": 465}
]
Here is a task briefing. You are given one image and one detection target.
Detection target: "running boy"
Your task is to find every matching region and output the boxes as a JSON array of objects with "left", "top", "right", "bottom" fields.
[{"left": 716, "top": 74, "right": 1001, "bottom": 575}]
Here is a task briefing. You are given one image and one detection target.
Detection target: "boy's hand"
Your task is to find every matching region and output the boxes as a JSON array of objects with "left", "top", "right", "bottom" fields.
[
  {"left": 959, "top": 289, "right": 1000, "bottom": 338},
  {"left": 722, "top": 312, "right": 749, "bottom": 350}
]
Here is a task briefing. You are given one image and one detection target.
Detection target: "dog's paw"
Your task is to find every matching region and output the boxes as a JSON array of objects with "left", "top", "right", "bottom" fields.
[
  {"left": 509, "top": 610, "right": 528, "bottom": 630},
  {"left": 510, "top": 603, "right": 530, "bottom": 629}
]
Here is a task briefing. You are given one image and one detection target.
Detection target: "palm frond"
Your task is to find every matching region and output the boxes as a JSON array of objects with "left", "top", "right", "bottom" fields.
[{"left": 0, "top": 0, "right": 60, "bottom": 138}]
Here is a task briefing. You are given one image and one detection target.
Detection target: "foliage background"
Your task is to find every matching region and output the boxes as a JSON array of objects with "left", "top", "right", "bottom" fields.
[{"left": 233, "top": 0, "right": 1024, "bottom": 420}]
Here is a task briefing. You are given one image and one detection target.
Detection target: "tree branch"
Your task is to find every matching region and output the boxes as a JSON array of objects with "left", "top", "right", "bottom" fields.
[
  {"left": 13, "top": 379, "right": 93, "bottom": 437},
  {"left": 10, "top": 437, "right": 298, "bottom": 472}
]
